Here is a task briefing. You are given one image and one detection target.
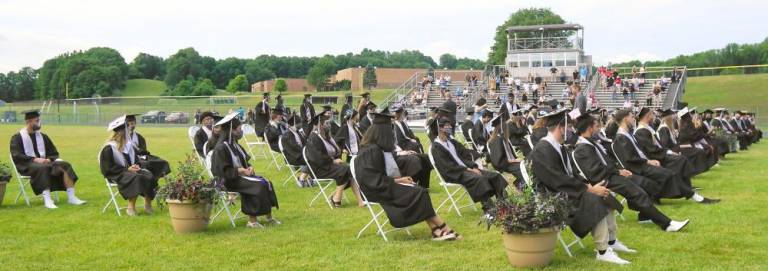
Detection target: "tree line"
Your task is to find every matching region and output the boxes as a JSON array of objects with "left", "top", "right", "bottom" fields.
[{"left": 0, "top": 47, "right": 485, "bottom": 102}]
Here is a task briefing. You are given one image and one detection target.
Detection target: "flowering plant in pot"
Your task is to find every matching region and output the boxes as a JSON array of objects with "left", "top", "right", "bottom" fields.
[
  {"left": 484, "top": 161, "right": 570, "bottom": 267},
  {"left": 157, "top": 154, "right": 218, "bottom": 233},
  {"left": 0, "top": 161, "right": 12, "bottom": 206}
]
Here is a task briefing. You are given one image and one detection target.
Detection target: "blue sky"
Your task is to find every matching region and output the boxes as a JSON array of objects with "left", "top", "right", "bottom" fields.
[{"left": 1, "top": 0, "right": 766, "bottom": 73}]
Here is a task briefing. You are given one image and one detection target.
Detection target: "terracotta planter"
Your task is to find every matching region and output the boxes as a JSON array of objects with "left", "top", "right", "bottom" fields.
[
  {"left": 501, "top": 228, "right": 559, "bottom": 268},
  {"left": 166, "top": 199, "right": 212, "bottom": 233},
  {"left": 0, "top": 180, "right": 8, "bottom": 206}
]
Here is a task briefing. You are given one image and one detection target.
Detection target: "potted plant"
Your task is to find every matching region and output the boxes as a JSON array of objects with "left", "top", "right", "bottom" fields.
[
  {"left": 157, "top": 155, "right": 218, "bottom": 233},
  {"left": 484, "top": 162, "right": 570, "bottom": 268},
  {"left": 0, "top": 161, "right": 12, "bottom": 206}
]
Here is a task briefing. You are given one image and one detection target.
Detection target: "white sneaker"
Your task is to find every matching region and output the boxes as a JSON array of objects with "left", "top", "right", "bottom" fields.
[
  {"left": 246, "top": 221, "right": 265, "bottom": 229},
  {"left": 265, "top": 218, "right": 282, "bottom": 225},
  {"left": 596, "top": 248, "right": 631, "bottom": 265},
  {"left": 637, "top": 219, "right": 653, "bottom": 224},
  {"left": 68, "top": 197, "right": 87, "bottom": 205},
  {"left": 610, "top": 240, "right": 637, "bottom": 253},
  {"left": 44, "top": 201, "right": 58, "bottom": 209},
  {"left": 666, "top": 219, "right": 690, "bottom": 232}
]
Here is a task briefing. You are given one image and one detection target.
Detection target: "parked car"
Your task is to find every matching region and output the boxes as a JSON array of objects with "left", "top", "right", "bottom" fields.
[
  {"left": 141, "top": 111, "right": 166, "bottom": 124},
  {"left": 165, "top": 112, "right": 189, "bottom": 124}
]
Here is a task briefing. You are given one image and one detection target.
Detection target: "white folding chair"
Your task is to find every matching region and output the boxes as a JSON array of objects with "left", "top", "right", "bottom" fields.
[
  {"left": 428, "top": 146, "right": 478, "bottom": 217},
  {"left": 10, "top": 154, "right": 58, "bottom": 206},
  {"left": 205, "top": 150, "right": 242, "bottom": 228},
  {"left": 303, "top": 147, "right": 336, "bottom": 209},
  {"left": 241, "top": 124, "right": 268, "bottom": 159},
  {"left": 350, "top": 156, "right": 412, "bottom": 241},
  {"left": 187, "top": 126, "right": 204, "bottom": 166},
  {"left": 518, "top": 157, "right": 584, "bottom": 257},
  {"left": 267, "top": 146, "right": 283, "bottom": 171},
  {"left": 524, "top": 134, "right": 535, "bottom": 150},
  {"left": 278, "top": 137, "right": 304, "bottom": 187},
  {"left": 97, "top": 154, "right": 124, "bottom": 216}
]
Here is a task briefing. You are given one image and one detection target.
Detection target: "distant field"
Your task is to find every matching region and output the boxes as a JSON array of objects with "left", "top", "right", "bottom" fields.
[
  {"left": 683, "top": 73, "right": 768, "bottom": 121},
  {"left": 121, "top": 79, "right": 168, "bottom": 96}
]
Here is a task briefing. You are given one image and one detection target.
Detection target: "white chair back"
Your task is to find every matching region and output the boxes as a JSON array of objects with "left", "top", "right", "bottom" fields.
[{"left": 519, "top": 160, "right": 532, "bottom": 187}]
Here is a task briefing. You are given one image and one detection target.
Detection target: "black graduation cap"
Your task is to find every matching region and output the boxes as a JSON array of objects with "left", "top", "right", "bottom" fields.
[
  {"left": 361, "top": 92, "right": 371, "bottom": 98},
  {"left": 371, "top": 110, "right": 395, "bottom": 125},
  {"left": 702, "top": 109, "right": 714, "bottom": 114},
  {"left": 366, "top": 102, "right": 378, "bottom": 110},
  {"left": 542, "top": 109, "right": 568, "bottom": 128},
  {"left": 637, "top": 107, "right": 652, "bottom": 119},
  {"left": 263, "top": 92, "right": 270, "bottom": 98},
  {"left": 465, "top": 107, "right": 475, "bottom": 114},
  {"left": 286, "top": 114, "right": 299, "bottom": 126},
  {"left": 276, "top": 94, "right": 283, "bottom": 100},
  {"left": 22, "top": 109, "right": 40, "bottom": 120},
  {"left": 271, "top": 108, "right": 284, "bottom": 115},
  {"left": 212, "top": 115, "right": 224, "bottom": 122},
  {"left": 437, "top": 117, "right": 453, "bottom": 127},
  {"left": 124, "top": 113, "right": 142, "bottom": 121},
  {"left": 200, "top": 111, "right": 215, "bottom": 121},
  {"left": 310, "top": 113, "right": 325, "bottom": 126},
  {"left": 390, "top": 103, "right": 405, "bottom": 113},
  {"left": 214, "top": 112, "right": 240, "bottom": 127},
  {"left": 322, "top": 104, "right": 333, "bottom": 112},
  {"left": 482, "top": 110, "right": 494, "bottom": 118}
]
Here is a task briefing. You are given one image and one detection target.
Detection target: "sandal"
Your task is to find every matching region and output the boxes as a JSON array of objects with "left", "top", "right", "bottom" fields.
[
  {"left": 431, "top": 223, "right": 456, "bottom": 241},
  {"left": 329, "top": 196, "right": 342, "bottom": 208}
]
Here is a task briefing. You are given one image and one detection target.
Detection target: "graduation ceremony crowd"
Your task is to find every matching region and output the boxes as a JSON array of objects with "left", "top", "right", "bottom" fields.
[{"left": 8, "top": 86, "right": 763, "bottom": 265}]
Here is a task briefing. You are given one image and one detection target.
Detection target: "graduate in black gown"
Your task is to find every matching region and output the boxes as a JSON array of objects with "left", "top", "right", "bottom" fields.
[
  {"left": 393, "top": 108, "right": 424, "bottom": 153},
  {"left": 659, "top": 109, "right": 715, "bottom": 174},
  {"left": 254, "top": 92, "right": 271, "bottom": 138},
  {"left": 572, "top": 112, "right": 689, "bottom": 231},
  {"left": 356, "top": 92, "right": 371, "bottom": 118},
  {"left": 471, "top": 110, "right": 493, "bottom": 153},
  {"left": 193, "top": 111, "right": 215, "bottom": 158},
  {"left": 357, "top": 102, "right": 377, "bottom": 134},
  {"left": 340, "top": 92, "right": 353, "bottom": 124},
  {"left": 431, "top": 117, "right": 507, "bottom": 217},
  {"left": 353, "top": 111, "right": 461, "bottom": 241},
  {"left": 210, "top": 112, "right": 281, "bottom": 228},
  {"left": 459, "top": 107, "right": 475, "bottom": 143},
  {"left": 264, "top": 108, "right": 287, "bottom": 153},
  {"left": 305, "top": 111, "right": 363, "bottom": 208},
  {"left": 9, "top": 110, "right": 85, "bottom": 209},
  {"left": 700, "top": 110, "right": 730, "bottom": 158},
  {"left": 125, "top": 114, "right": 171, "bottom": 178},
  {"left": 505, "top": 110, "right": 531, "bottom": 157},
  {"left": 634, "top": 108, "right": 706, "bottom": 177},
  {"left": 100, "top": 115, "right": 158, "bottom": 216},
  {"left": 611, "top": 110, "right": 719, "bottom": 204},
  {"left": 299, "top": 94, "right": 316, "bottom": 136},
  {"left": 486, "top": 114, "right": 524, "bottom": 189},
  {"left": 528, "top": 109, "right": 633, "bottom": 264},
  {"left": 280, "top": 114, "right": 311, "bottom": 187},
  {"left": 203, "top": 116, "right": 224, "bottom": 155},
  {"left": 334, "top": 108, "right": 363, "bottom": 162}
]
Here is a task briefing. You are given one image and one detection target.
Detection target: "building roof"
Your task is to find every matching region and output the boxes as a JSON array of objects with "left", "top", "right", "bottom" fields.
[{"left": 507, "top": 24, "right": 583, "bottom": 33}]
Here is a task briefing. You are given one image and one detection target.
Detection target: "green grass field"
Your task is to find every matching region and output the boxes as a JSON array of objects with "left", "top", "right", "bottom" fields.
[{"left": 684, "top": 74, "right": 768, "bottom": 121}]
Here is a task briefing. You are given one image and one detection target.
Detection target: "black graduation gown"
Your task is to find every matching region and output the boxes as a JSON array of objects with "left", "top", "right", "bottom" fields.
[
  {"left": 531, "top": 127, "right": 547, "bottom": 144},
  {"left": 193, "top": 127, "right": 209, "bottom": 157},
  {"left": 471, "top": 121, "right": 490, "bottom": 151},
  {"left": 354, "top": 145, "right": 436, "bottom": 228},
  {"left": 678, "top": 125, "right": 717, "bottom": 172},
  {"left": 358, "top": 114, "right": 373, "bottom": 134},
  {"left": 264, "top": 123, "right": 284, "bottom": 153},
  {"left": 431, "top": 139, "right": 507, "bottom": 203},
  {"left": 305, "top": 132, "right": 351, "bottom": 186},
  {"left": 211, "top": 141, "right": 278, "bottom": 216},
  {"left": 280, "top": 130, "right": 306, "bottom": 166},
  {"left": 486, "top": 137, "right": 523, "bottom": 188},
  {"left": 340, "top": 103, "right": 352, "bottom": 123},
  {"left": 612, "top": 134, "right": 693, "bottom": 199},
  {"left": 133, "top": 133, "right": 171, "bottom": 178},
  {"left": 573, "top": 141, "right": 657, "bottom": 211},
  {"left": 300, "top": 101, "right": 316, "bottom": 134},
  {"left": 99, "top": 145, "right": 157, "bottom": 199},
  {"left": 394, "top": 121, "right": 423, "bottom": 153},
  {"left": 460, "top": 119, "right": 474, "bottom": 142},
  {"left": 9, "top": 132, "right": 78, "bottom": 195},
  {"left": 729, "top": 119, "right": 751, "bottom": 149},
  {"left": 634, "top": 128, "right": 697, "bottom": 178},
  {"left": 254, "top": 100, "right": 270, "bottom": 137},
  {"left": 506, "top": 123, "right": 531, "bottom": 156},
  {"left": 529, "top": 140, "right": 621, "bottom": 238}
]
